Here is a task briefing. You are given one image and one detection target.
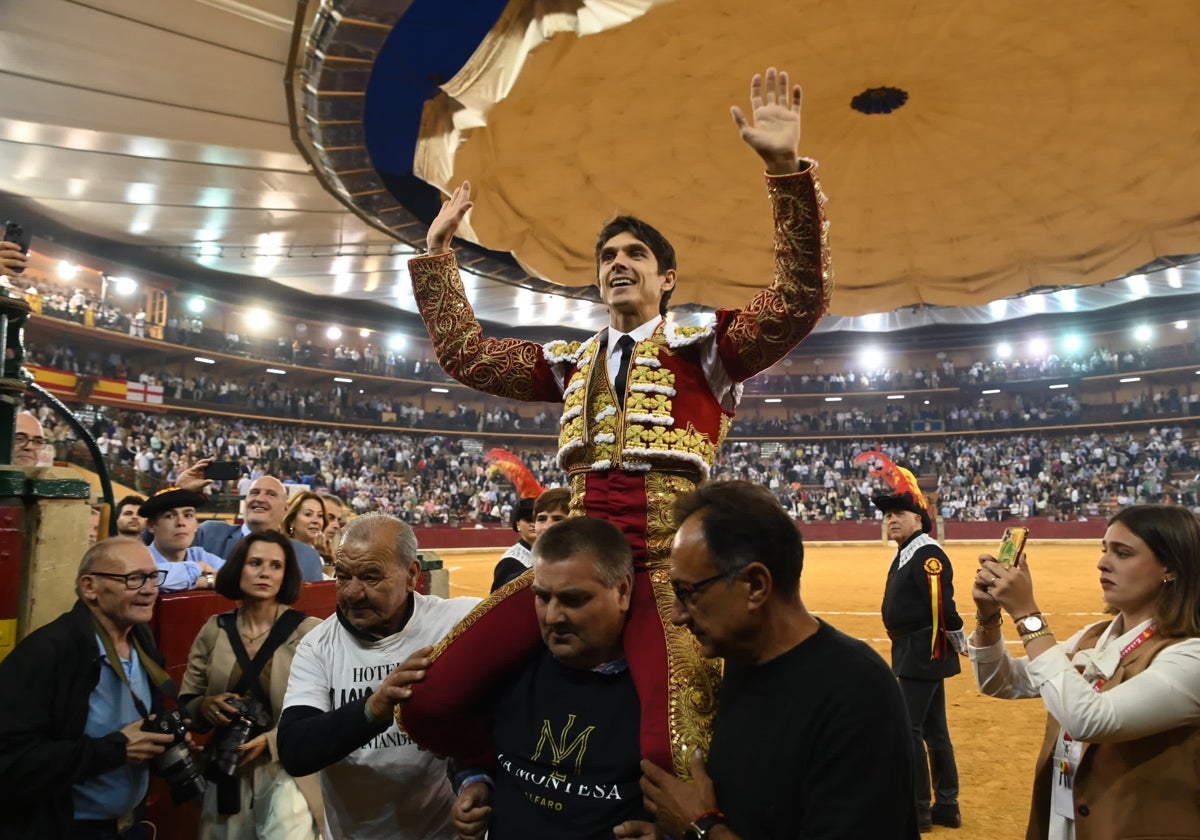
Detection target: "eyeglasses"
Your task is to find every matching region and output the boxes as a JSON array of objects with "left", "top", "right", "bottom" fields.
[
  {"left": 88, "top": 569, "right": 169, "bottom": 590},
  {"left": 14, "top": 433, "right": 47, "bottom": 448},
  {"left": 670, "top": 572, "right": 729, "bottom": 605}
]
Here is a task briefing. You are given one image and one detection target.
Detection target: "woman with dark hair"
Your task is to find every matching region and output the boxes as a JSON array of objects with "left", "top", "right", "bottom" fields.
[
  {"left": 969, "top": 504, "right": 1200, "bottom": 839},
  {"left": 282, "top": 491, "right": 333, "bottom": 571},
  {"left": 180, "top": 531, "right": 322, "bottom": 838}
]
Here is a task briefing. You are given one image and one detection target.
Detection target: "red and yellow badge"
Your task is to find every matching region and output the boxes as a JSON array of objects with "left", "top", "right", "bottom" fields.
[{"left": 923, "top": 557, "right": 944, "bottom": 575}]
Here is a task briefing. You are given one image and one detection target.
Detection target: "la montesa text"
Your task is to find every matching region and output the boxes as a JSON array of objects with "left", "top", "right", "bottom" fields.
[{"left": 498, "top": 753, "right": 623, "bottom": 800}]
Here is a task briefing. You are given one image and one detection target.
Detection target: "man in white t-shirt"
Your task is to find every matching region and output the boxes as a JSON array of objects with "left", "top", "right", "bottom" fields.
[{"left": 277, "top": 513, "right": 479, "bottom": 839}]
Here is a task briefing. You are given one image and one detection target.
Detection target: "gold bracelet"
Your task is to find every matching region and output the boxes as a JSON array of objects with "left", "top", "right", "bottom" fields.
[
  {"left": 1021, "top": 628, "right": 1053, "bottom": 646},
  {"left": 974, "top": 610, "right": 1002, "bottom": 628}
]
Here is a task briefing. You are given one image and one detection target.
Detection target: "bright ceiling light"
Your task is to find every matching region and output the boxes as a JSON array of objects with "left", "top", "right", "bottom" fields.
[
  {"left": 764, "top": 398, "right": 782, "bottom": 403},
  {"left": 430, "top": 387, "right": 449, "bottom": 393},
  {"left": 387, "top": 334, "right": 406, "bottom": 352},
  {"left": 111, "top": 276, "right": 138, "bottom": 295},
  {"left": 1063, "top": 335, "right": 1082, "bottom": 353},
  {"left": 359, "top": 328, "right": 371, "bottom": 338},
  {"left": 244, "top": 308, "right": 271, "bottom": 331},
  {"left": 1175, "top": 320, "right": 1189, "bottom": 330},
  {"left": 860, "top": 346, "right": 884, "bottom": 369},
  {"left": 57, "top": 261, "right": 79, "bottom": 280},
  {"left": 266, "top": 368, "right": 286, "bottom": 375},
  {"left": 334, "top": 376, "right": 353, "bottom": 383},
  {"left": 194, "top": 356, "right": 215, "bottom": 365},
  {"left": 996, "top": 342, "right": 1012, "bottom": 359},
  {"left": 187, "top": 297, "right": 206, "bottom": 314},
  {"left": 1028, "top": 338, "right": 1047, "bottom": 356},
  {"left": 982, "top": 389, "right": 1000, "bottom": 395},
  {"left": 1133, "top": 325, "right": 1153, "bottom": 342},
  {"left": 327, "top": 326, "right": 343, "bottom": 341}
]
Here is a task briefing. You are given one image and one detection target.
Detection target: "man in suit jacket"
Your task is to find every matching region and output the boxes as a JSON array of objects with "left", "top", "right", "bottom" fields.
[{"left": 192, "top": 475, "right": 323, "bottom": 581}]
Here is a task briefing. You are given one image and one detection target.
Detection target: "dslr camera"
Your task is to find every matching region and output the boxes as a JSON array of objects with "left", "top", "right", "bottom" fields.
[
  {"left": 141, "top": 710, "right": 207, "bottom": 803},
  {"left": 205, "top": 696, "right": 273, "bottom": 779}
]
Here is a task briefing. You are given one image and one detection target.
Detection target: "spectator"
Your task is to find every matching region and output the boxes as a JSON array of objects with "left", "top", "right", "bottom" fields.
[
  {"left": 970, "top": 504, "right": 1200, "bottom": 838},
  {"left": 638, "top": 481, "right": 918, "bottom": 839},
  {"left": 191, "top": 476, "right": 323, "bottom": 582},
  {"left": 13, "top": 410, "right": 47, "bottom": 467},
  {"left": 0, "top": 538, "right": 178, "bottom": 838},
  {"left": 114, "top": 495, "right": 146, "bottom": 538},
  {"left": 277, "top": 513, "right": 479, "bottom": 838},
  {"left": 180, "top": 531, "right": 323, "bottom": 838},
  {"left": 282, "top": 490, "right": 334, "bottom": 569},
  {"left": 140, "top": 488, "right": 225, "bottom": 592}
]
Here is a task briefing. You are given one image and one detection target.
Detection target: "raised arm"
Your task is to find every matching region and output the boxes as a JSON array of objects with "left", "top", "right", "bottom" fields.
[
  {"left": 408, "top": 182, "right": 562, "bottom": 402},
  {"left": 719, "top": 67, "right": 834, "bottom": 381}
]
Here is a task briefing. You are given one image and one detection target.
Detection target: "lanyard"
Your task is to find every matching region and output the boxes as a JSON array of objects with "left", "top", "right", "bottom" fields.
[
  {"left": 1090, "top": 625, "right": 1156, "bottom": 692},
  {"left": 92, "top": 617, "right": 176, "bottom": 718}
]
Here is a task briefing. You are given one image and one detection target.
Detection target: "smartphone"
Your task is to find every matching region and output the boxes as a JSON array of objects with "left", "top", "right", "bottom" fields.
[
  {"left": 3, "top": 221, "right": 30, "bottom": 273},
  {"left": 203, "top": 461, "right": 241, "bottom": 481},
  {"left": 996, "top": 527, "right": 1029, "bottom": 569}
]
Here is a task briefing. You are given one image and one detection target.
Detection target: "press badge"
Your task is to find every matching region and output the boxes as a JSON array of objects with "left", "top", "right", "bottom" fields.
[{"left": 1052, "top": 731, "right": 1083, "bottom": 819}]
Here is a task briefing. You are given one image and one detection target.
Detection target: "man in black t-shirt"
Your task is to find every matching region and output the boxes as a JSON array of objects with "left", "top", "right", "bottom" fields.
[
  {"left": 453, "top": 517, "right": 656, "bottom": 840},
  {"left": 639, "top": 481, "right": 920, "bottom": 840}
]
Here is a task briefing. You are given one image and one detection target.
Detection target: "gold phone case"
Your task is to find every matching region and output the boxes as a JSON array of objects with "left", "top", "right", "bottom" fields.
[{"left": 996, "top": 527, "right": 1029, "bottom": 568}]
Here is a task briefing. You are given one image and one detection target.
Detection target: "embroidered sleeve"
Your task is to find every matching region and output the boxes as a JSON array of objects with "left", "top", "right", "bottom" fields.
[
  {"left": 408, "top": 252, "right": 563, "bottom": 401},
  {"left": 718, "top": 161, "right": 834, "bottom": 380}
]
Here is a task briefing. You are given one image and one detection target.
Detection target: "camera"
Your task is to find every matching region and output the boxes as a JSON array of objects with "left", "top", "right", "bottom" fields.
[
  {"left": 141, "top": 710, "right": 207, "bottom": 803},
  {"left": 205, "top": 697, "right": 272, "bottom": 780}
]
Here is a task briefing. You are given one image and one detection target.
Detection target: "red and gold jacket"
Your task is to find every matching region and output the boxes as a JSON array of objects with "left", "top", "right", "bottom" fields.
[{"left": 408, "top": 163, "right": 834, "bottom": 482}]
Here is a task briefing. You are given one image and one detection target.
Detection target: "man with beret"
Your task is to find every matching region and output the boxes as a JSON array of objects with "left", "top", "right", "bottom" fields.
[
  {"left": 139, "top": 487, "right": 225, "bottom": 592},
  {"left": 861, "top": 453, "right": 966, "bottom": 833}
]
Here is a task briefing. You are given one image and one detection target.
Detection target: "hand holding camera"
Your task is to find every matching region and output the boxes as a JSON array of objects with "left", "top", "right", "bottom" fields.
[
  {"left": 140, "top": 710, "right": 207, "bottom": 802},
  {"left": 200, "top": 692, "right": 242, "bottom": 726},
  {"left": 120, "top": 716, "right": 173, "bottom": 764},
  {"left": 205, "top": 695, "right": 272, "bottom": 780}
]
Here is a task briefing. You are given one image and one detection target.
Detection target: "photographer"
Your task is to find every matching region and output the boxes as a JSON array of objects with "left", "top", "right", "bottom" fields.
[
  {"left": 0, "top": 538, "right": 178, "bottom": 839},
  {"left": 179, "top": 531, "right": 323, "bottom": 838}
]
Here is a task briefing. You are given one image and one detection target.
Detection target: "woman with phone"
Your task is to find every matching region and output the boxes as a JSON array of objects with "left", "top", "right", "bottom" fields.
[
  {"left": 969, "top": 505, "right": 1200, "bottom": 838},
  {"left": 180, "top": 531, "right": 323, "bottom": 839}
]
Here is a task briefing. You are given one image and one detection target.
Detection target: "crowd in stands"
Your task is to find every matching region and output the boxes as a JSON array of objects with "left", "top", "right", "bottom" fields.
[
  {"left": 31, "top": 399, "right": 1199, "bottom": 529},
  {"left": 746, "top": 345, "right": 1165, "bottom": 395},
  {"left": 28, "top": 340, "right": 1200, "bottom": 443}
]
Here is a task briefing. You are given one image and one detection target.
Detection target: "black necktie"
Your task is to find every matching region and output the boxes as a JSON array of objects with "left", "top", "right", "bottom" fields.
[{"left": 613, "top": 335, "right": 635, "bottom": 409}]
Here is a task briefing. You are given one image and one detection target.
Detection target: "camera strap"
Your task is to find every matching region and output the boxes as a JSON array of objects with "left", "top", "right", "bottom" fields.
[
  {"left": 218, "top": 608, "right": 307, "bottom": 719},
  {"left": 92, "top": 617, "right": 177, "bottom": 719}
]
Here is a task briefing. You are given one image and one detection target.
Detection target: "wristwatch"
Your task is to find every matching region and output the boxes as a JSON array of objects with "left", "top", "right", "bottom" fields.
[
  {"left": 1016, "top": 613, "right": 1051, "bottom": 644},
  {"left": 683, "top": 811, "right": 727, "bottom": 840},
  {"left": 203, "top": 573, "right": 215, "bottom": 588}
]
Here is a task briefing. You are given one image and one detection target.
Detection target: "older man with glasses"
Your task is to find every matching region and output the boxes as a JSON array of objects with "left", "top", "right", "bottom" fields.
[
  {"left": 12, "top": 410, "right": 48, "bottom": 467},
  {"left": 0, "top": 537, "right": 179, "bottom": 839}
]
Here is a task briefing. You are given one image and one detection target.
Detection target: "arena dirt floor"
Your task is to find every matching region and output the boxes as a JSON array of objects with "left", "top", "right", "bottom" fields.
[{"left": 440, "top": 539, "right": 1108, "bottom": 839}]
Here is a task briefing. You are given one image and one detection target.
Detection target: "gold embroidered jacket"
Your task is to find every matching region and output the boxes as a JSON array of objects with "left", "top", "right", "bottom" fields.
[{"left": 408, "top": 164, "right": 833, "bottom": 477}]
